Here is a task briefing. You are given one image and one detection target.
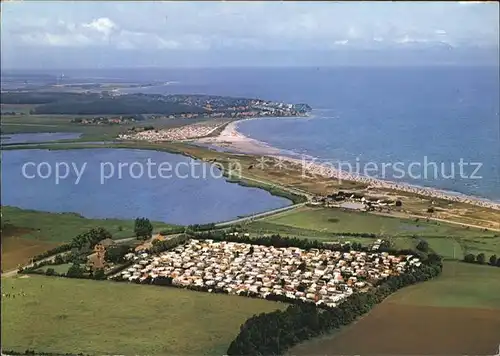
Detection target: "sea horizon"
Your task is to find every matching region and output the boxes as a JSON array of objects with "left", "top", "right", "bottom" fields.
[{"left": 107, "top": 66, "right": 498, "bottom": 202}]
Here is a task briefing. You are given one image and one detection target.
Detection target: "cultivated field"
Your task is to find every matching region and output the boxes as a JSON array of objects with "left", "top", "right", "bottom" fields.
[
  {"left": 1, "top": 234, "right": 59, "bottom": 271},
  {"left": 1, "top": 275, "right": 285, "bottom": 355},
  {"left": 291, "top": 261, "right": 500, "bottom": 355},
  {"left": 261, "top": 207, "right": 497, "bottom": 238},
  {"left": 1, "top": 207, "right": 176, "bottom": 271}
]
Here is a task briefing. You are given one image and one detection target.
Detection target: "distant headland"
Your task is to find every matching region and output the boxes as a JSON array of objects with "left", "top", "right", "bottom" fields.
[{"left": 1, "top": 91, "right": 312, "bottom": 121}]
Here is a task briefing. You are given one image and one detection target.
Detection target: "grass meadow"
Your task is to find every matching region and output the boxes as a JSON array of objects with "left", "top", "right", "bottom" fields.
[{"left": 1, "top": 275, "right": 284, "bottom": 355}]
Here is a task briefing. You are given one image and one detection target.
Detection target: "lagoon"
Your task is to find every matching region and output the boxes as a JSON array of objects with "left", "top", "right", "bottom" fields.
[{"left": 1, "top": 148, "right": 291, "bottom": 225}]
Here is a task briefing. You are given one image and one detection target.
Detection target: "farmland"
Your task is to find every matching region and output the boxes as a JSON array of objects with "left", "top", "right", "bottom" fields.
[
  {"left": 257, "top": 206, "right": 498, "bottom": 238},
  {"left": 1, "top": 206, "right": 176, "bottom": 271},
  {"left": 291, "top": 261, "right": 500, "bottom": 355},
  {"left": 1, "top": 275, "right": 285, "bottom": 355},
  {"left": 248, "top": 207, "right": 500, "bottom": 259}
]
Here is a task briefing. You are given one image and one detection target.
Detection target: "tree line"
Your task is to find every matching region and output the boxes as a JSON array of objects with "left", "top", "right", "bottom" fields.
[
  {"left": 33, "top": 95, "right": 207, "bottom": 115},
  {"left": 20, "top": 227, "right": 131, "bottom": 281},
  {"left": 30, "top": 227, "right": 113, "bottom": 263},
  {"left": 31, "top": 218, "right": 156, "bottom": 263},
  {"left": 463, "top": 253, "right": 500, "bottom": 267}
]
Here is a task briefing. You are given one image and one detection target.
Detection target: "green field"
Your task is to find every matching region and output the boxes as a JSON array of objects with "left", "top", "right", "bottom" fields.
[
  {"left": 387, "top": 261, "right": 500, "bottom": 309},
  {"left": 2, "top": 206, "right": 176, "bottom": 243},
  {"left": 1, "top": 275, "right": 284, "bottom": 355},
  {"left": 259, "top": 207, "right": 496, "bottom": 238},
  {"left": 36, "top": 264, "right": 72, "bottom": 274},
  {"left": 248, "top": 207, "right": 500, "bottom": 259}
]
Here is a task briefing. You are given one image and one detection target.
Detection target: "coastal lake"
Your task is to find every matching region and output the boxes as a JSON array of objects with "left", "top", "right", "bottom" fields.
[{"left": 1, "top": 148, "right": 291, "bottom": 225}]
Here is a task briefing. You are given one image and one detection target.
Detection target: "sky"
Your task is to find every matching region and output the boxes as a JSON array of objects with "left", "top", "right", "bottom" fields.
[{"left": 1, "top": 1, "right": 499, "bottom": 68}]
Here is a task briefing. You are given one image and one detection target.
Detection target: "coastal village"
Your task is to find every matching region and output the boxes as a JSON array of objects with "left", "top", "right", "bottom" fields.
[
  {"left": 71, "top": 95, "right": 311, "bottom": 126},
  {"left": 112, "top": 238, "right": 422, "bottom": 308},
  {"left": 156, "top": 95, "right": 311, "bottom": 119},
  {"left": 71, "top": 115, "right": 140, "bottom": 125},
  {"left": 309, "top": 191, "right": 400, "bottom": 212}
]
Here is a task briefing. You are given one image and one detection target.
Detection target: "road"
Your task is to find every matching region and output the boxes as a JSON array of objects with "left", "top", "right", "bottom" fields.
[
  {"left": 215, "top": 202, "right": 306, "bottom": 227},
  {"left": 371, "top": 210, "right": 500, "bottom": 232},
  {"left": 240, "top": 174, "right": 313, "bottom": 201}
]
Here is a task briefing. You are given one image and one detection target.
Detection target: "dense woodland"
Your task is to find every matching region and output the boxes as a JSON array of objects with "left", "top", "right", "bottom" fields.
[
  {"left": 1, "top": 92, "right": 208, "bottom": 115},
  {"left": 1, "top": 91, "right": 311, "bottom": 116}
]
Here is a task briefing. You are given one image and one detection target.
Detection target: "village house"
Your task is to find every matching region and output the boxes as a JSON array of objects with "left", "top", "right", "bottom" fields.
[
  {"left": 87, "top": 238, "right": 116, "bottom": 270},
  {"left": 311, "top": 191, "right": 397, "bottom": 212}
]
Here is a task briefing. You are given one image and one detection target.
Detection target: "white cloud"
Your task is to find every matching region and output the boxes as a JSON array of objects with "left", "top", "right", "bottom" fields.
[
  {"left": 82, "top": 17, "right": 118, "bottom": 38},
  {"left": 394, "top": 35, "right": 432, "bottom": 44},
  {"left": 2, "top": 1, "right": 498, "bottom": 51},
  {"left": 20, "top": 32, "right": 93, "bottom": 48},
  {"left": 458, "top": 1, "right": 491, "bottom": 5}
]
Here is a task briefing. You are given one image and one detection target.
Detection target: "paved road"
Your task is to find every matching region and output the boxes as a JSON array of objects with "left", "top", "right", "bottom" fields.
[
  {"left": 215, "top": 202, "right": 306, "bottom": 227},
  {"left": 241, "top": 174, "right": 313, "bottom": 200}
]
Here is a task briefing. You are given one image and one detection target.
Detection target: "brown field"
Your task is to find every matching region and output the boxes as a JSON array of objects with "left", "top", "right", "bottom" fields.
[
  {"left": 1, "top": 223, "right": 60, "bottom": 272},
  {"left": 291, "top": 262, "right": 500, "bottom": 356},
  {"left": 291, "top": 303, "right": 500, "bottom": 356},
  {"left": 1, "top": 236, "right": 59, "bottom": 272}
]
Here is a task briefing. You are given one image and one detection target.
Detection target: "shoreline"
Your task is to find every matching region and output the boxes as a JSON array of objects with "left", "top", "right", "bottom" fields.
[
  {"left": 195, "top": 118, "right": 500, "bottom": 211},
  {"left": 196, "top": 118, "right": 289, "bottom": 156}
]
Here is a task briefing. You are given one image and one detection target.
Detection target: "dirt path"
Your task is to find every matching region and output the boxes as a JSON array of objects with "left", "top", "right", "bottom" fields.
[{"left": 372, "top": 210, "right": 500, "bottom": 232}]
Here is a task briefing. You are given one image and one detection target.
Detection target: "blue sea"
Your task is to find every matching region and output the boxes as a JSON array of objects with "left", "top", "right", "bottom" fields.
[{"left": 110, "top": 66, "right": 499, "bottom": 202}]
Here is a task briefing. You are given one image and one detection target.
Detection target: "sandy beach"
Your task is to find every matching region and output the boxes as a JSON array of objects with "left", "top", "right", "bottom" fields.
[
  {"left": 196, "top": 119, "right": 285, "bottom": 155},
  {"left": 195, "top": 119, "right": 500, "bottom": 211}
]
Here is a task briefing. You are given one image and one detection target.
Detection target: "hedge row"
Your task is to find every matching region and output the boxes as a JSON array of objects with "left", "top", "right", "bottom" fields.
[{"left": 31, "top": 243, "right": 72, "bottom": 262}]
